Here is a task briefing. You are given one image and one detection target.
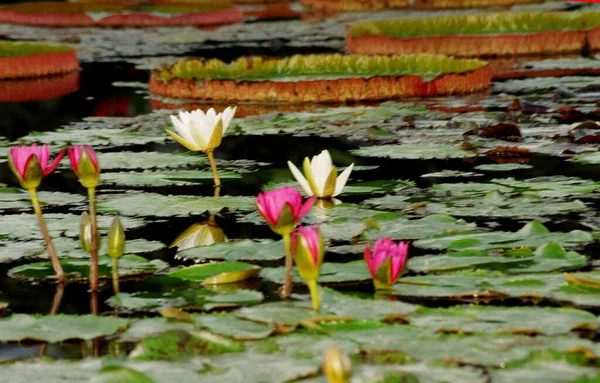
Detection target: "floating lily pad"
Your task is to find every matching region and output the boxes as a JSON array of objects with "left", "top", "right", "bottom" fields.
[
  {"left": 352, "top": 143, "right": 477, "bottom": 160},
  {"left": 100, "top": 169, "right": 241, "bottom": 188},
  {"left": 570, "top": 151, "right": 600, "bottom": 165},
  {"left": 409, "top": 242, "right": 587, "bottom": 274},
  {"left": 97, "top": 193, "right": 255, "bottom": 217},
  {"left": 0, "top": 213, "right": 145, "bottom": 240},
  {"left": 327, "top": 323, "right": 600, "bottom": 367},
  {"left": 91, "top": 366, "right": 154, "bottom": 383},
  {"left": 194, "top": 313, "right": 274, "bottom": 340},
  {"left": 406, "top": 304, "right": 598, "bottom": 336},
  {"left": 0, "top": 188, "right": 85, "bottom": 211},
  {"left": 169, "top": 262, "right": 260, "bottom": 285},
  {"left": 392, "top": 271, "right": 600, "bottom": 307},
  {"left": 0, "top": 314, "right": 128, "bottom": 342},
  {"left": 260, "top": 261, "right": 371, "bottom": 286},
  {"left": 0, "top": 237, "right": 166, "bottom": 263},
  {"left": 131, "top": 330, "right": 244, "bottom": 361},
  {"left": 119, "top": 317, "right": 197, "bottom": 342},
  {"left": 474, "top": 163, "right": 533, "bottom": 171},
  {"left": 8, "top": 254, "right": 168, "bottom": 282},
  {"left": 109, "top": 288, "right": 263, "bottom": 312},
  {"left": 237, "top": 287, "right": 414, "bottom": 325},
  {"left": 414, "top": 221, "right": 593, "bottom": 251},
  {"left": 93, "top": 151, "right": 206, "bottom": 170},
  {"left": 430, "top": 177, "right": 600, "bottom": 198},
  {"left": 176, "top": 239, "right": 284, "bottom": 263}
]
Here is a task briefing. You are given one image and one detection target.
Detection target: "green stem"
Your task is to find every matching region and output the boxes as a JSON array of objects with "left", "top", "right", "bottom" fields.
[
  {"left": 88, "top": 187, "right": 99, "bottom": 292},
  {"left": 306, "top": 279, "right": 320, "bottom": 311},
  {"left": 206, "top": 150, "right": 221, "bottom": 188},
  {"left": 111, "top": 257, "right": 120, "bottom": 295},
  {"left": 282, "top": 232, "right": 293, "bottom": 299},
  {"left": 28, "top": 188, "right": 64, "bottom": 283}
]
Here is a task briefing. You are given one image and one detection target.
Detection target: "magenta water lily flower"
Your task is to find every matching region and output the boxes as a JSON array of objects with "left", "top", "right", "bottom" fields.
[
  {"left": 9, "top": 144, "right": 64, "bottom": 190},
  {"left": 256, "top": 186, "right": 314, "bottom": 235},
  {"left": 68, "top": 145, "right": 100, "bottom": 189},
  {"left": 364, "top": 238, "right": 409, "bottom": 290}
]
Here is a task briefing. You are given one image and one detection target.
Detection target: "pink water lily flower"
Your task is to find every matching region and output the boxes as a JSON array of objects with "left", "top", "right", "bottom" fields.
[
  {"left": 364, "top": 238, "right": 409, "bottom": 290},
  {"left": 9, "top": 144, "right": 64, "bottom": 189},
  {"left": 256, "top": 186, "right": 314, "bottom": 235},
  {"left": 68, "top": 145, "right": 100, "bottom": 189}
]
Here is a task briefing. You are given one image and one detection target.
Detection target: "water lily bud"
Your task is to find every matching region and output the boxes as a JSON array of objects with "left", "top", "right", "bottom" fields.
[
  {"left": 107, "top": 215, "right": 125, "bottom": 259},
  {"left": 323, "top": 345, "right": 352, "bottom": 383},
  {"left": 80, "top": 211, "right": 93, "bottom": 253},
  {"left": 292, "top": 225, "right": 325, "bottom": 282},
  {"left": 256, "top": 187, "right": 314, "bottom": 235},
  {"left": 364, "top": 238, "right": 409, "bottom": 290},
  {"left": 68, "top": 145, "right": 100, "bottom": 189},
  {"left": 9, "top": 144, "right": 64, "bottom": 190}
]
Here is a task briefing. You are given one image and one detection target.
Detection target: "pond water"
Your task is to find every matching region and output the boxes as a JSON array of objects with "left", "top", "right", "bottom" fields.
[{"left": 1, "top": 1, "right": 600, "bottom": 382}]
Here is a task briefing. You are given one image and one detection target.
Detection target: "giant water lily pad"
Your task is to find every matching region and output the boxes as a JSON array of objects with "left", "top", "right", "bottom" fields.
[
  {"left": 8, "top": 254, "right": 168, "bottom": 281},
  {"left": 0, "top": 314, "right": 128, "bottom": 342},
  {"left": 413, "top": 221, "right": 593, "bottom": 251},
  {"left": 352, "top": 143, "right": 477, "bottom": 160}
]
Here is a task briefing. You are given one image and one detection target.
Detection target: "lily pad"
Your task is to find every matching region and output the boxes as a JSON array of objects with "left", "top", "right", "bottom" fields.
[
  {"left": 100, "top": 169, "right": 241, "bottom": 188},
  {"left": 176, "top": 239, "right": 284, "bottom": 263},
  {"left": 413, "top": 221, "right": 593, "bottom": 251},
  {"left": 352, "top": 143, "right": 477, "bottom": 160},
  {"left": 0, "top": 188, "right": 85, "bottom": 211},
  {"left": 8, "top": 254, "right": 168, "bottom": 282},
  {"left": 474, "top": 163, "right": 533, "bottom": 171},
  {"left": 93, "top": 151, "right": 206, "bottom": 170},
  {"left": 260, "top": 261, "right": 371, "bottom": 286},
  {"left": 0, "top": 314, "right": 128, "bottom": 342},
  {"left": 109, "top": 289, "right": 263, "bottom": 312},
  {"left": 194, "top": 313, "right": 274, "bottom": 340},
  {"left": 169, "top": 262, "right": 260, "bottom": 285},
  {"left": 97, "top": 193, "right": 255, "bottom": 217}
]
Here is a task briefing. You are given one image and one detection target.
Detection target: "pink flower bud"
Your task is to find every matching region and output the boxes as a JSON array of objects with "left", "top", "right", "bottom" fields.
[
  {"left": 68, "top": 145, "right": 100, "bottom": 189},
  {"left": 292, "top": 225, "right": 325, "bottom": 282},
  {"left": 364, "top": 238, "right": 409, "bottom": 290},
  {"left": 9, "top": 144, "right": 64, "bottom": 190},
  {"left": 256, "top": 187, "right": 314, "bottom": 235}
]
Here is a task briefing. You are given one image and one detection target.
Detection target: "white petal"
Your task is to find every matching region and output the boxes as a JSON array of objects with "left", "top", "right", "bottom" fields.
[
  {"left": 311, "top": 150, "right": 333, "bottom": 193},
  {"left": 170, "top": 115, "right": 195, "bottom": 143},
  {"left": 288, "top": 161, "right": 313, "bottom": 196},
  {"left": 191, "top": 119, "right": 212, "bottom": 146},
  {"left": 333, "top": 163, "right": 354, "bottom": 197},
  {"left": 220, "top": 106, "right": 237, "bottom": 134}
]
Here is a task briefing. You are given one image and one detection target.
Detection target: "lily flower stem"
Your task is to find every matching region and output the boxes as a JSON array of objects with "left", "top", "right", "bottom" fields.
[
  {"left": 111, "top": 257, "right": 120, "bottom": 294},
  {"left": 282, "top": 232, "right": 293, "bottom": 299},
  {"left": 88, "top": 187, "right": 99, "bottom": 292},
  {"left": 306, "top": 279, "right": 320, "bottom": 311},
  {"left": 28, "top": 188, "right": 64, "bottom": 283},
  {"left": 206, "top": 150, "right": 221, "bottom": 188}
]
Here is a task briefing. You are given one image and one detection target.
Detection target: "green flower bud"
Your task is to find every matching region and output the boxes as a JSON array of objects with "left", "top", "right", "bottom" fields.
[
  {"left": 323, "top": 346, "right": 352, "bottom": 383},
  {"left": 107, "top": 215, "right": 125, "bottom": 259}
]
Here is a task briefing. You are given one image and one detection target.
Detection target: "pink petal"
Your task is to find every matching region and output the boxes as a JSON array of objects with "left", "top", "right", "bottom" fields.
[
  {"left": 84, "top": 145, "right": 99, "bottom": 171},
  {"left": 38, "top": 144, "right": 50, "bottom": 170},
  {"left": 296, "top": 195, "right": 314, "bottom": 222},
  {"left": 364, "top": 243, "right": 376, "bottom": 277},
  {"left": 44, "top": 149, "right": 65, "bottom": 176}
]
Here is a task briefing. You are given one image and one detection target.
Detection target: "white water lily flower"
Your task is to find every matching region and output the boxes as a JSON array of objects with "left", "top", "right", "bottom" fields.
[
  {"left": 166, "top": 106, "right": 237, "bottom": 153},
  {"left": 287, "top": 149, "right": 354, "bottom": 199}
]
